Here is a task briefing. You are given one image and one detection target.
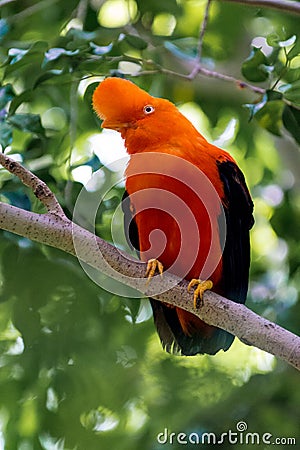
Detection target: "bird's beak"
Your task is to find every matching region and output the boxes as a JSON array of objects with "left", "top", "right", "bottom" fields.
[{"left": 101, "top": 119, "right": 131, "bottom": 131}]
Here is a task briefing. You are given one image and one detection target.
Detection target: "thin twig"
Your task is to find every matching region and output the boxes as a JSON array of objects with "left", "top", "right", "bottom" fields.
[
  {"left": 0, "top": 152, "right": 66, "bottom": 218},
  {"left": 75, "top": 0, "right": 89, "bottom": 23},
  {"left": 132, "top": 65, "right": 265, "bottom": 95},
  {"left": 197, "top": 65, "right": 266, "bottom": 93},
  {"left": 189, "top": 0, "right": 213, "bottom": 78},
  {"left": 219, "top": 0, "right": 300, "bottom": 15}
]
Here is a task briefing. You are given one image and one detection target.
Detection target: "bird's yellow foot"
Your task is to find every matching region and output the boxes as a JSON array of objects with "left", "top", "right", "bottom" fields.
[
  {"left": 187, "top": 279, "right": 213, "bottom": 309},
  {"left": 146, "top": 259, "right": 164, "bottom": 284}
]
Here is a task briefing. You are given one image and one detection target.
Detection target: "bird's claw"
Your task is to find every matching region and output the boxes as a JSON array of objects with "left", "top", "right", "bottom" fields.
[
  {"left": 146, "top": 259, "right": 164, "bottom": 284},
  {"left": 187, "top": 279, "right": 213, "bottom": 309}
]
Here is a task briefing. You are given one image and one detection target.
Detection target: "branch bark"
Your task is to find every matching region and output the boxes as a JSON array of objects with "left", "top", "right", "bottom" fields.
[{"left": 0, "top": 153, "right": 300, "bottom": 370}]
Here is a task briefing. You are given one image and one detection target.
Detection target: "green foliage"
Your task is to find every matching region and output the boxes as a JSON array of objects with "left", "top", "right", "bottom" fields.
[
  {"left": 282, "top": 104, "right": 300, "bottom": 144},
  {"left": 0, "top": 1, "right": 299, "bottom": 450},
  {"left": 241, "top": 30, "right": 300, "bottom": 142},
  {"left": 242, "top": 47, "right": 271, "bottom": 82}
]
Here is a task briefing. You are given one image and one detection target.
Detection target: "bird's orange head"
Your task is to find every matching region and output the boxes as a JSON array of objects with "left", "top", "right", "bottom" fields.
[
  {"left": 93, "top": 77, "right": 155, "bottom": 129},
  {"left": 92, "top": 77, "right": 201, "bottom": 154}
]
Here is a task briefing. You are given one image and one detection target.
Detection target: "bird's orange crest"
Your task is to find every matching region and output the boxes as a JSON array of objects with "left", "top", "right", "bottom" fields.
[{"left": 93, "top": 77, "right": 154, "bottom": 128}]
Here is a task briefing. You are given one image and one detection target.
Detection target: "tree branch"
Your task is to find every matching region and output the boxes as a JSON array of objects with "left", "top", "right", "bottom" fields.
[
  {"left": 131, "top": 64, "right": 265, "bottom": 95},
  {"left": 197, "top": 0, "right": 212, "bottom": 62},
  {"left": 0, "top": 154, "right": 299, "bottom": 370},
  {"left": 219, "top": 0, "right": 300, "bottom": 15},
  {"left": 0, "top": 153, "right": 66, "bottom": 218}
]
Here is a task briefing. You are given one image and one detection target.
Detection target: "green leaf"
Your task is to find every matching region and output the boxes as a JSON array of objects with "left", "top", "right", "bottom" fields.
[
  {"left": 8, "top": 41, "right": 48, "bottom": 65},
  {"left": 124, "top": 34, "right": 148, "bottom": 50},
  {"left": 8, "top": 47, "right": 28, "bottom": 65},
  {"left": 281, "top": 80, "right": 300, "bottom": 107},
  {"left": 0, "top": 19, "right": 10, "bottom": 42},
  {"left": 245, "top": 90, "right": 283, "bottom": 121},
  {"left": 267, "top": 32, "right": 296, "bottom": 48},
  {"left": 5, "top": 42, "right": 48, "bottom": 77},
  {"left": 266, "top": 90, "right": 283, "bottom": 101},
  {"left": 284, "top": 67, "right": 300, "bottom": 84},
  {"left": 90, "top": 41, "right": 113, "bottom": 55},
  {"left": 165, "top": 38, "right": 198, "bottom": 60},
  {"left": 244, "top": 94, "right": 267, "bottom": 121},
  {"left": 242, "top": 47, "right": 271, "bottom": 82},
  {"left": 254, "top": 100, "right": 284, "bottom": 136},
  {"left": 123, "top": 298, "right": 142, "bottom": 324},
  {"left": 65, "top": 28, "right": 99, "bottom": 44},
  {"left": 8, "top": 90, "right": 33, "bottom": 116},
  {"left": 287, "top": 41, "right": 300, "bottom": 61},
  {"left": 282, "top": 105, "right": 300, "bottom": 144},
  {"left": 8, "top": 114, "right": 45, "bottom": 135},
  {"left": 0, "top": 84, "right": 15, "bottom": 109},
  {"left": 278, "top": 35, "right": 296, "bottom": 48},
  {"left": 42, "top": 47, "right": 80, "bottom": 67},
  {"left": 33, "top": 69, "right": 64, "bottom": 88},
  {"left": 83, "top": 82, "right": 99, "bottom": 108},
  {"left": 0, "top": 122, "right": 13, "bottom": 149}
]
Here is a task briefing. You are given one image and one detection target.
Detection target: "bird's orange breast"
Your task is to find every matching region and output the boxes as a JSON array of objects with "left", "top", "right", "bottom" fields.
[
  {"left": 125, "top": 151, "right": 226, "bottom": 336},
  {"left": 125, "top": 152, "right": 223, "bottom": 277}
]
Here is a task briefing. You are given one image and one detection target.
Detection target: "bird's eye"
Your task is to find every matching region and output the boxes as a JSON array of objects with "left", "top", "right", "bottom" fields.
[{"left": 143, "top": 105, "right": 155, "bottom": 115}]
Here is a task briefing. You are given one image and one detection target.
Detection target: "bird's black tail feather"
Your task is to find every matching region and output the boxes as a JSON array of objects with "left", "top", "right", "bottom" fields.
[{"left": 150, "top": 299, "right": 234, "bottom": 356}]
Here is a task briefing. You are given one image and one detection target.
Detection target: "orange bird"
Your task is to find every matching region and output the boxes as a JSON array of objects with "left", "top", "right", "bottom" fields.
[{"left": 93, "top": 77, "right": 254, "bottom": 356}]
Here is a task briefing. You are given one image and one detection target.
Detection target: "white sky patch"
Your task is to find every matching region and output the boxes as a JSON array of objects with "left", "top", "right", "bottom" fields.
[
  {"left": 72, "top": 165, "right": 92, "bottom": 185},
  {"left": 89, "top": 130, "right": 129, "bottom": 173},
  {"left": 93, "top": 414, "right": 119, "bottom": 432},
  {"left": 84, "top": 168, "right": 106, "bottom": 192},
  {"left": 260, "top": 184, "right": 284, "bottom": 207},
  {"left": 6, "top": 336, "right": 24, "bottom": 355},
  {"left": 251, "top": 348, "right": 275, "bottom": 372},
  {"left": 178, "top": 102, "right": 211, "bottom": 139},
  {"left": 0, "top": 417, "right": 6, "bottom": 450},
  {"left": 213, "top": 118, "right": 238, "bottom": 148},
  {"left": 3, "top": 152, "right": 22, "bottom": 162},
  {"left": 125, "top": 400, "right": 148, "bottom": 432}
]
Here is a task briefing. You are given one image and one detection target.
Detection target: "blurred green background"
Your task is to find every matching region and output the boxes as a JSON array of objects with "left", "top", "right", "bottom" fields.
[{"left": 0, "top": 1, "right": 299, "bottom": 449}]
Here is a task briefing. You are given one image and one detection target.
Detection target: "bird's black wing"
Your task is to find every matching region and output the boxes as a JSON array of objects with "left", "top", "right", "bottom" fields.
[
  {"left": 121, "top": 190, "right": 140, "bottom": 256},
  {"left": 217, "top": 159, "right": 254, "bottom": 304}
]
